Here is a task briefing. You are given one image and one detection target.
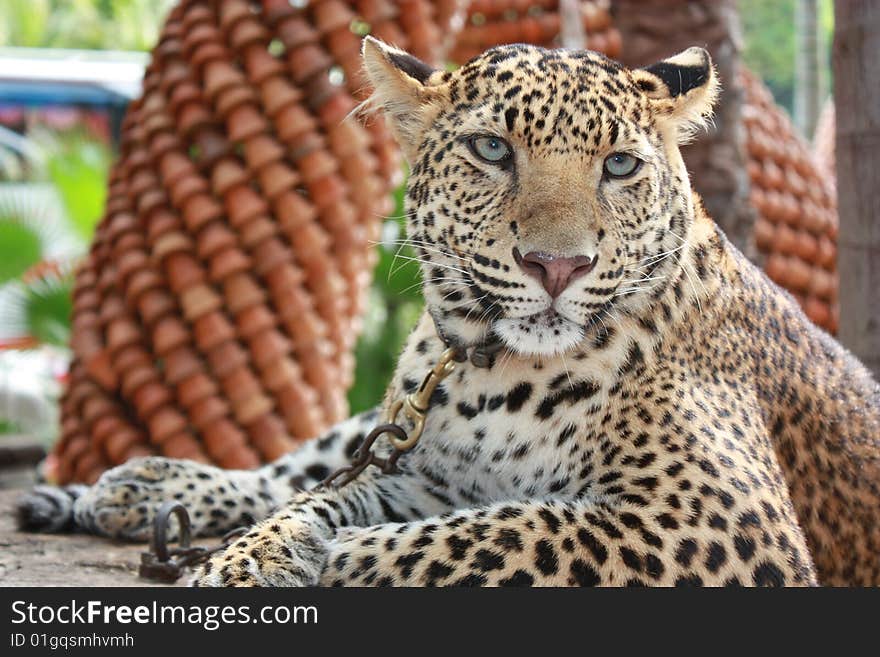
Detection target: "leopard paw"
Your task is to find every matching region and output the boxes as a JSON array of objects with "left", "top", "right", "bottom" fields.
[
  {"left": 191, "top": 523, "right": 328, "bottom": 587},
  {"left": 66, "top": 457, "right": 265, "bottom": 540}
]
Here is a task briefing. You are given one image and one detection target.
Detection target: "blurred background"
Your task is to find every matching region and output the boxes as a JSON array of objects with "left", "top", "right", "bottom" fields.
[{"left": 0, "top": 0, "right": 842, "bottom": 485}]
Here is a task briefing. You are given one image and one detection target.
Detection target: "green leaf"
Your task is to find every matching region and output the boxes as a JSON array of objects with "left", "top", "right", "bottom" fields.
[
  {"left": 0, "top": 0, "right": 174, "bottom": 50},
  {"left": 740, "top": 0, "right": 834, "bottom": 113},
  {"left": 44, "top": 134, "right": 110, "bottom": 241},
  {"left": 22, "top": 274, "right": 73, "bottom": 347},
  {"left": 0, "top": 0, "right": 50, "bottom": 47},
  {"left": 0, "top": 419, "right": 24, "bottom": 435},
  {"left": 0, "top": 219, "right": 43, "bottom": 284}
]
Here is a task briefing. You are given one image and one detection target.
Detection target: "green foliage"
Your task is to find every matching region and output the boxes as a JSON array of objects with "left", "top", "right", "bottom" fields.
[
  {"left": 0, "top": 0, "right": 52, "bottom": 49},
  {"left": 0, "top": 131, "right": 105, "bottom": 350},
  {"left": 0, "top": 266, "right": 74, "bottom": 350},
  {"left": 0, "top": 418, "right": 23, "bottom": 434},
  {"left": 0, "top": 0, "right": 174, "bottom": 51},
  {"left": 347, "top": 181, "right": 425, "bottom": 413},
  {"left": 21, "top": 271, "right": 73, "bottom": 347},
  {"left": 740, "top": 0, "right": 834, "bottom": 114},
  {"left": 0, "top": 218, "right": 42, "bottom": 284},
  {"left": 41, "top": 131, "right": 110, "bottom": 241},
  {"left": 740, "top": 0, "right": 797, "bottom": 111}
]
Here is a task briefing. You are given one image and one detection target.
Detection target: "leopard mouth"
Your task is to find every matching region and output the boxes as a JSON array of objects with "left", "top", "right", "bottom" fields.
[
  {"left": 507, "top": 304, "right": 593, "bottom": 330},
  {"left": 492, "top": 308, "right": 586, "bottom": 357},
  {"left": 520, "top": 307, "right": 562, "bottom": 323}
]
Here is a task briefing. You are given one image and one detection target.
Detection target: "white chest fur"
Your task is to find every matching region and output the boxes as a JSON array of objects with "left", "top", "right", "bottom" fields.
[{"left": 386, "top": 315, "right": 646, "bottom": 506}]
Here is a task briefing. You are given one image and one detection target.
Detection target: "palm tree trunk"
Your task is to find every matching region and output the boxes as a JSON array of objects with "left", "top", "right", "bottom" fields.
[
  {"left": 834, "top": 0, "right": 880, "bottom": 376},
  {"left": 795, "top": 0, "right": 824, "bottom": 137}
]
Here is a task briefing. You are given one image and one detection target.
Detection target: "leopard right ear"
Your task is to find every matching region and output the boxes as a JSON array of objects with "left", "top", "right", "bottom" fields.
[
  {"left": 361, "top": 36, "right": 441, "bottom": 159},
  {"left": 631, "top": 47, "right": 719, "bottom": 143}
]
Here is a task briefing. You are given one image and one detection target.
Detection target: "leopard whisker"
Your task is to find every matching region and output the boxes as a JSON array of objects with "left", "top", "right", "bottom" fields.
[
  {"left": 377, "top": 238, "right": 472, "bottom": 268},
  {"left": 450, "top": 292, "right": 489, "bottom": 314},
  {"left": 560, "top": 351, "right": 575, "bottom": 391},
  {"left": 377, "top": 236, "right": 471, "bottom": 257},
  {"left": 680, "top": 259, "right": 705, "bottom": 315},
  {"left": 631, "top": 242, "right": 686, "bottom": 270},
  {"left": 388, "top": 254, "right": 471, "bottom": 278},
  {"left": 439, "top": 284, "right": 473, "bottom": 302}
]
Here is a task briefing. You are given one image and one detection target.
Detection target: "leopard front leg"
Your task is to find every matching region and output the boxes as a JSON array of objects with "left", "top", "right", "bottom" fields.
[
  {"left": 18, "top": 457, "right": 277, "bottom": 541},
  {"left": 16, "top": 408, "right": 380, "bottom": 540},
  {"left": 192, "top": 497, "right": 330, "bottom": 587},
  {"left": 319, "top": 498, "right": 818, "bottom": 587},
  {"left": 191, "top": 470, "right": 454, "bottom": 587}
]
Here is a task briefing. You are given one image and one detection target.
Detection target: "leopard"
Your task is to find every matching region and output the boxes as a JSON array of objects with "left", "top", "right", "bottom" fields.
[{"left": 18, "top": 37, "right": 880, "bottom": 587}]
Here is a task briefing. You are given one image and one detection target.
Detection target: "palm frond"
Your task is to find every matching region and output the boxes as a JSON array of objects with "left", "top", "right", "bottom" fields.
[
  {"left": 0, "top": 191, "right": 56, "bottom": 284},
  {"left": 30, "top": 128, "right": 110, "bottom": 241},
  {"left": 0, "top": 261, "right": 73, "bottom": 348}
]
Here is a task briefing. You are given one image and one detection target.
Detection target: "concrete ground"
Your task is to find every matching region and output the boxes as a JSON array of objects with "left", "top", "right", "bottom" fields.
[{"left": 0, "top": 487, "right": 211, "bottom": 587}]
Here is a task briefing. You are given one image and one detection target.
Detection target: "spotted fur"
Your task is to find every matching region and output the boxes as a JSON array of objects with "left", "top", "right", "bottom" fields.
[{"left": 20, "top": 39, "right": 880, "bottom": 587}]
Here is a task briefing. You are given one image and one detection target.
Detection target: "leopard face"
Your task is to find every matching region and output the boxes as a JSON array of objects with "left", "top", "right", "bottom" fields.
[{"left": 364, "top": 39, "right": 718, "bottom": 356}]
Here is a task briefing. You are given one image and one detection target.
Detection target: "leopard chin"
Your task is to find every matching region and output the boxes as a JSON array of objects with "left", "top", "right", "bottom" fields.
[{"left": 494, "top": 309, "right": 585, "bottom": 357}]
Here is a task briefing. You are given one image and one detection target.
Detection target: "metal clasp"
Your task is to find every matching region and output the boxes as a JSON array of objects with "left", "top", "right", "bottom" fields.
[{"left": 385, "top": 348, "right": 457, "bottom": 451}]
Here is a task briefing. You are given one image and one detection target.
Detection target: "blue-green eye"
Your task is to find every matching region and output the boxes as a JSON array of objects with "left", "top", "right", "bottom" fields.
[
  {"left": 603, "top": 152, "right": 641, "bottom": 178},
  {"left": 469, "top": 136, "right": 512, "bottom": 164}
]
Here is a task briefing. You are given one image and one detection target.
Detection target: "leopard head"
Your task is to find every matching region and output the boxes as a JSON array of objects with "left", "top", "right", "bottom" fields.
[{"left": 362, "top": 37, "right": 718, "bottom": 357}]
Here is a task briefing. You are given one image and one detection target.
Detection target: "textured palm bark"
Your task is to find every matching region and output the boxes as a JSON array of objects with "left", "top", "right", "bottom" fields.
[
  {"left": 834, "top": 1, "right": 880, "bottom": 377},
  {"left": 612, "top": 0, "right": 758, "bottom": 261}
]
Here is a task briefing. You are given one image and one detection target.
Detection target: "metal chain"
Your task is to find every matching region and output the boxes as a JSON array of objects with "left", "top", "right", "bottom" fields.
[
  {"left": 140, "top": 346, "right": 467, "bottom": 582},
  {"left": 318, "top": 347, "right": 461, "bottom": 489}
]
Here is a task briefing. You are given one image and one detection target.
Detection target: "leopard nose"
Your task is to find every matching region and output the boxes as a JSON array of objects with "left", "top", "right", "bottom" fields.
[{"left": 513, "top": 248, "right": 598, "bottom": 298}]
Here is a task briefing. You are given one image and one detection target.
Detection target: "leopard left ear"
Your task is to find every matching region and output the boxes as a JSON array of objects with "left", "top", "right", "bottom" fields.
[
  {"left": 362, "top": 36, "right": 440, "bottom": 159},
  {"left": 631, "top": 47, "right": 719, "bottom": 142}
]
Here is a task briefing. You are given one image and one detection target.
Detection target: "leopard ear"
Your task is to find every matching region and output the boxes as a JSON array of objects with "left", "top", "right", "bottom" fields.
[
  {"left": 361, "top": 36, "right": 440, "bottom": 158},
  {"left": 631, "top": 47, "right": 719, "bottom": 142}
]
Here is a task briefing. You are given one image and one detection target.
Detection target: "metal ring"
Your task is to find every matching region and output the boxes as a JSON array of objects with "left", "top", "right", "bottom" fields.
[
  {"left": 368, "top": 423, "right": 409, "bottom": 447},
  {"left": 151, "top": 500, "right": 192, "bottom": 563}
]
